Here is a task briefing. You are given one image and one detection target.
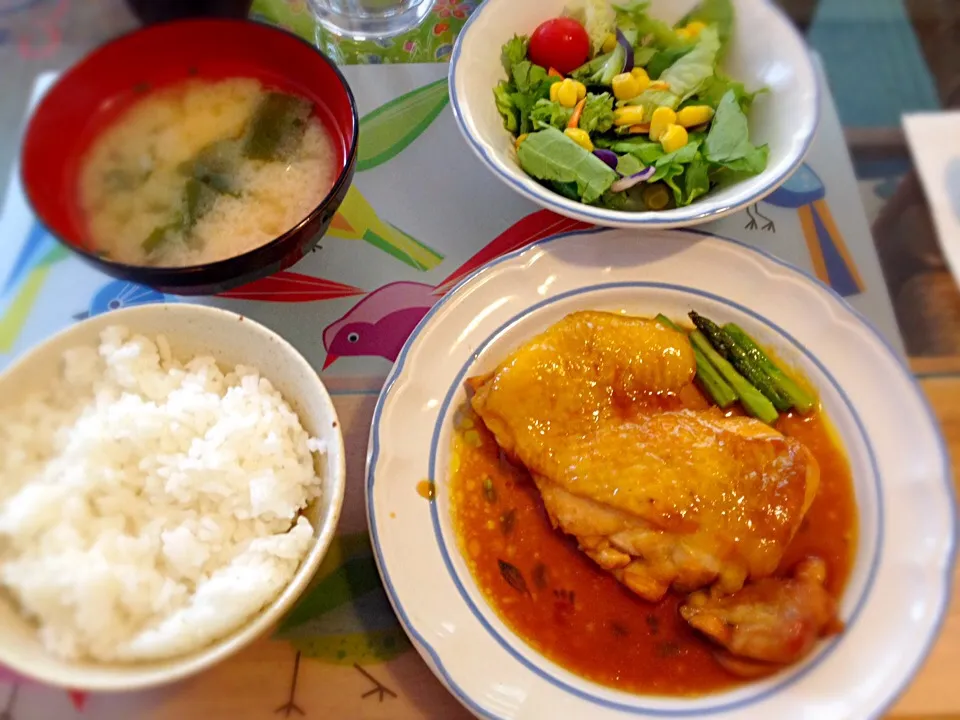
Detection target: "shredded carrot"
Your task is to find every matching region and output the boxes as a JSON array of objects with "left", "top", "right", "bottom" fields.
[
  {"left": 628, "top": 123, "right": 651, "bottom": 134},
  {"left": 548, "top": 67, "right": 563, "bottom": 78},
  {"left": 567, "top": 98, "right": 587, "bottom": 129}
]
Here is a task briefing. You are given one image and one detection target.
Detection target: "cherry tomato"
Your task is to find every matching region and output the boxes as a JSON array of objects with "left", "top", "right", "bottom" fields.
[{"left": 528, "top": 17, "right": 590, "bottom": 76}]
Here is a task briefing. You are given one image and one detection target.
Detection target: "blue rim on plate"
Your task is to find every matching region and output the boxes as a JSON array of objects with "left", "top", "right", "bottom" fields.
[
  {"left": 366, "top": 228, "right": 956, "bottom": 719},
  {"left": 447, "top": 0, "right": 823, "bottom": 227}
]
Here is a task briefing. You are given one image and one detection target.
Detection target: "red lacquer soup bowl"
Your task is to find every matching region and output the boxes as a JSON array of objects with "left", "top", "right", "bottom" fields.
[{"left": 20, "top": 19, "right": 358, "bottom": 296}]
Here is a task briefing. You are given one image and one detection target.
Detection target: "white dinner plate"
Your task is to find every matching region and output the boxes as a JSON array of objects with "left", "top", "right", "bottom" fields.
[{"left": 366, "top": 228, "right": 956, "bottom": 720}]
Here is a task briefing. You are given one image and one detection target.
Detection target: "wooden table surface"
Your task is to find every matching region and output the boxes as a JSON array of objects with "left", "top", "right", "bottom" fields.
[{"left": 888, "top": 377, "right": 959, "bottom": 719}]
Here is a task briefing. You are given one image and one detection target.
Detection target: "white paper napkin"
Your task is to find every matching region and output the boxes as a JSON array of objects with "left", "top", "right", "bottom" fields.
[{"left": 903, "top": 111, "right": 960, "bottom": 286}]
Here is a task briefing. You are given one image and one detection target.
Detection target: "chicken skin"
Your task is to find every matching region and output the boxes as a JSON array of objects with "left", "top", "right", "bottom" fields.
[
  {"left": 469, "top": 311, "right": 820, "bottom": 601},
  {"left": 680, "top": 558, "right": 841, "bottom": 676},
  {"left": 468, "top": 311, "right": 698, "bottom": 457}
]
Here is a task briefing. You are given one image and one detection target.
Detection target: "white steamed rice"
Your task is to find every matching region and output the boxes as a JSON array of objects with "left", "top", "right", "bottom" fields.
[{"left": 0, "top": 326, "right": 325, "bottom": 662}]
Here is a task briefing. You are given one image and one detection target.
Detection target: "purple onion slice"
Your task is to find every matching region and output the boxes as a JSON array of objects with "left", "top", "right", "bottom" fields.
[
  {"left": 610, "top": 165, "right": 656, "bottom": 192},
  {"left": 593, "top": 148, "right": 619, "bottom": 170},
  {"left": 616, "top": 29, "right": 635, "bottom": 73}
]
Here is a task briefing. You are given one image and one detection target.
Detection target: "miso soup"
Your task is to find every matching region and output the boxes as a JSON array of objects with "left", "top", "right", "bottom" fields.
[{"left": 78, "top": 78, "right": 337, "bottom": 267}]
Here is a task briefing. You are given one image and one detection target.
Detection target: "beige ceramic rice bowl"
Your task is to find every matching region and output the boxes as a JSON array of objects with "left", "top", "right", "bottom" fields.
[{"left": 0, "top": 303, "right": 345, "bottom": 691}]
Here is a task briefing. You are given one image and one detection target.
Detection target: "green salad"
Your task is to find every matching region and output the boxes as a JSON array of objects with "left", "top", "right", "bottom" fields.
[{"left": 493, "top": 0, "right": 768, "bottom": 212}]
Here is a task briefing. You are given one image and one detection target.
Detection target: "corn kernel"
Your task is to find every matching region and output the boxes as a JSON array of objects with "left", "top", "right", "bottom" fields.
[
  {"left": 549, "top": 82, "right": 560, "bottom": 103},
  {"left": 515, "top": 133, "right": 529, "bottom": 149},
  {"left": 573, "top": 80, "right": 587, "bottom": 100},
  {"left": 685, "top": 20, "right": 707, "bottom": 37},
  {"left": 557, "top": 78, "right": 579, "bottom": 108},
  {"left": 564, "top": 127, "right": 594, "bottom": 152},
  {"left": 649, "top": 107, "right": 677, "bottom": 141},
  {"left": 601, "top": 33, "right": 618, "bottom": 53},
  {"left": 644, "top": 184, "right": 670, "bottom": 210},
  {"left": 660, "top": 123, "right": 689, "bottom": 153},
  {"left": 675, "top": 28, "right": 691, "bottom": 41},
  {"left": 611, "top": 72, "right": 641, "bottom": 101},
  {"left": 630, "top": 66, "right": 651, "bottom": 92},
  {"left": 676, "top": 105, "right": 715, "bottom": 128},
  {"left": 613, "top": 105, "right": 645, "bottom": 126}
]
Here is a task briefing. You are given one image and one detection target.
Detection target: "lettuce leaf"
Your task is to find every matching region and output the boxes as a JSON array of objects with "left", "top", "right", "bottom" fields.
[
  {"left": 647, "top": 140, "right": 702, "bottom": 205},
  {"left": 594, "top": 135, "right": 664, "bottom": 164},
  {"left": 511, "top": 60, "right": 548, "bottom": 93},
  {"left": 528, "top": 93, "right": 613, "bottom": 134},
  {"left": 658, "top": 26, "right": 721, "bottom": 100},
  {"left": 703, "top": 90, "right": 765, "bottom": 167},
  {"left": 679, "top": 0, "right": 734, "bottom": 56},
  {"left": 570, "top": 44, "right": 626, "bottom": 86},
  {"left": 697, "top": 72, "right": 761, "bottom": 112},
  {"left": 644, "top": 46, "right": 694, "bottom": 79},
  {"left": 596, "top": 188, "right": 630, "bottom": 209},
  {"left": 579, "top": 92, "right": 615, "bottom": 133},
  {"left": 622, "top": 88, "right": 677, "bottom": 119},
  {"left": 633, "top": 46, "right": 658, "bottom": 67},
  {"left": 506, "top": 57, "right": 561, "bottom": 134},
  {"left": 613, "top": 0, "right": 686, "bottom": 50},
  {"left": 650, "top": 140, "right": 701, "bottom": 180},
  {"left": 494, "top": 81, "right": 519, "bottom": 133},
  {"left": 718, "top": 144, "right": 769, "bottom": 174},
  {"left": 501, "top": 36, "right": 529, "bottom": 76},
  {"left": 550, "top": 180, "right": 582, "bottom": 201},
  {"left": 530, "top": 99, "right": 574, "bottom": 131},
  {"left": 578, "top": 0, "right": 618, "bottom": 55},
  {"left": 616, "top": 153, "right": 644, "bottom": 176},
  {"left": 681, "top": 153, "right": 711, "bottom": 205},
  {"left": 517, "top": 127, "right": 617, "bottom": 203},
  {"left": 571, "top": 51, "right": 613, "bottom": 81},
  {"left": 497, "top": 36, "right": 561, "bottom": 135},
  {"left": 625, "top": 26, "right": 721, "bottom": 115}
]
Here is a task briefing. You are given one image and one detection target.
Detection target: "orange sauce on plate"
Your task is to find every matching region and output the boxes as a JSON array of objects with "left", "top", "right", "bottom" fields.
[{"left": 448, "top": 391, "right": 857, "bottom": 696}]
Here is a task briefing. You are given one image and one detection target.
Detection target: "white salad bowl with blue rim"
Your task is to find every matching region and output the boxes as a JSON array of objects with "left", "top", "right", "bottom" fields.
[
  {"left": 449, "top": 0, "right": 819, "bottom": 229},
  {"left": 367, "top": 227, "right": 956, "bottom": 719}
]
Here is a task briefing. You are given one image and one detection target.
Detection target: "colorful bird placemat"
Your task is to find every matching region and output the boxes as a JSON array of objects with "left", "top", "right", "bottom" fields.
[
  {"left": 0, "top": 62, "right": 902, "bottom": 386},
  {"left": 0, "top": 59, "right": 902, "bottom": 719}
]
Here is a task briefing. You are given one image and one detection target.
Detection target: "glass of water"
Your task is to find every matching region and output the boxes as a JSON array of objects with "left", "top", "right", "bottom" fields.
[{"left": 308, "top": 0, "right": 435, "bottom": 39}]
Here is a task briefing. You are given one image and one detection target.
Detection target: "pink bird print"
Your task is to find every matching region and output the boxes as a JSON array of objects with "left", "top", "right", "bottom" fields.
[{"left": 321, "top": 210, "right": 592, "bottom": 368}]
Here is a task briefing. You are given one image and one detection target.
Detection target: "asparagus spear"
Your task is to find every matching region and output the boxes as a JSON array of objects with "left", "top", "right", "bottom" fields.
[
  {"left": 689, "top": 311, "right": 792, "bottom": 412},
  {"left": 723, "top": 323, "right": 817, "bottom": 413},
  {"left": 655, "top": 314, "right": 738, "bottom": 409},
  {"left": 689, "top": 329, "right": 779, "bottom": 424}
]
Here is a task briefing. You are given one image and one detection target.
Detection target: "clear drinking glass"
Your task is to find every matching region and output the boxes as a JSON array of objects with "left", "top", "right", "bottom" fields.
[{"left": 307, "top": 0, "right": 434, "bottom": 39}]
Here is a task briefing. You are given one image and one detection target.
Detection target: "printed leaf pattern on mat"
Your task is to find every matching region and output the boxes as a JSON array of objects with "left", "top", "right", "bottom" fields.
[
  {"left": 356, "top": 78, "right": 449, "bottom": 172},
  {"left": 326, "top": 186, "right": 444, "bottom": 271},
  {"left": 275, "top": 532, "right": 410, "bottom": 664},
  {"left": 218, "top": 271, "right": 365, "bottom": 302},
  {"left": 320, "top": 210, "right": 593, "bottom": 368},
  {"left": 0, "top": 234, "right": 67, "bottom": 353}
]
